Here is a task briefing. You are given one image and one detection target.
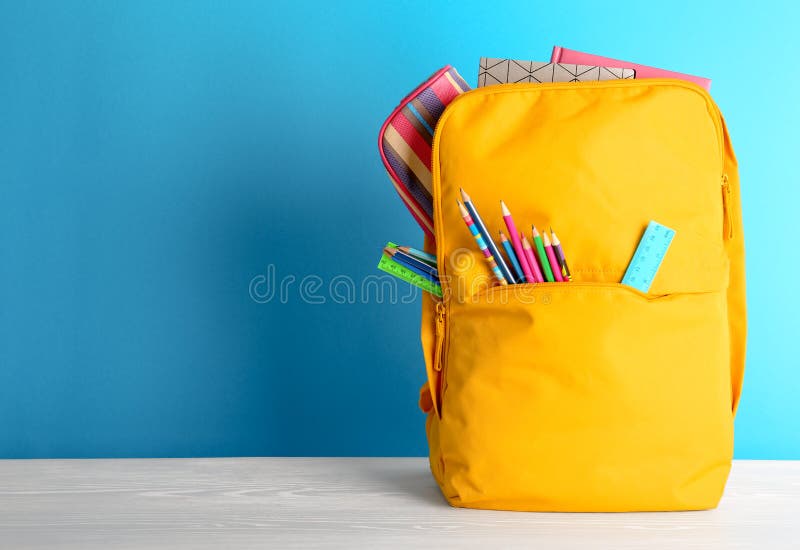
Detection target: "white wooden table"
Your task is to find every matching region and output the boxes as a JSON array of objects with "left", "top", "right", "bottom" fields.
[{"left": 0, "top": 458, "right": 797, "bottom": 549}]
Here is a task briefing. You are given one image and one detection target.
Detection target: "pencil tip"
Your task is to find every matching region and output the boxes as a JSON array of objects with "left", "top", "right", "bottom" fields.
[
  {"left": 500, "top": 200, "right": 510, "bottom": 215},
  {"left": 460, "top": 188, "right": 470, "bottom": 202}
]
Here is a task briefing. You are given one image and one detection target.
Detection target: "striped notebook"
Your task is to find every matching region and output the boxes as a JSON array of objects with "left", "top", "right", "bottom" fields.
[{"left": 378, "top": 66, "right": 470, "bottom": 238}]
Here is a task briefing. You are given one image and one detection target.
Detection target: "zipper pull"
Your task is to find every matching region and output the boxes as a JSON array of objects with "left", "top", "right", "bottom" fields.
[
  {"left": 721, "top": 174, "right": 733, "bottom": 240},
  {"left": 433, "top": 301, "right": 446, "bottom": 372}
]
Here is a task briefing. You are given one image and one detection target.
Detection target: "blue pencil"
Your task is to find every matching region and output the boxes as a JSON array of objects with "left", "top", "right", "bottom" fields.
[
  {"left": 460, "top": 188, "right": 514, "bottom": 283},
  {"left": 385, "top": 249, "right": 439, "bottom": 282},
  {"left": 391, "top": 249, "right": 439, "bottom": 278},
  {"left": 398, "top": 246, "right": 437, "bottom": 267},
  {"left": 499, "top": 230, "right": 525, "bottom": 283}
]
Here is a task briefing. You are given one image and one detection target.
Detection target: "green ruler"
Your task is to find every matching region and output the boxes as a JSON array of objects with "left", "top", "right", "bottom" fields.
[{"left": 377, "top": 242, "right": 442, "bottom": 298}]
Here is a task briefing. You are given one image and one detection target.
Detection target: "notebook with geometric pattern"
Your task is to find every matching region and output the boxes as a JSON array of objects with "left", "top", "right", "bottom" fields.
[{"left": 479, "top": 58, "right": 634, "bottom": 87}]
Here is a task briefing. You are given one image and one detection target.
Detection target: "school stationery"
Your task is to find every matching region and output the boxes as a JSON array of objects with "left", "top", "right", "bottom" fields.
[
  {"left": 398, "top": 246, "right": 437, "bottom": 267},
  {"left": 479, "top": 58, "right": 634, "bottom": 86},
  {"left": 531, "top": 226, "right": 555, "bottom": 282},
  {"left": 542, "top": 232, "right": 564, "bottom": 282},
  {"left": 379, "top": 66, "right": 470, "bottom": 238},
  {"left": 498, "top": 230, "right": 524, "bottom": 283},
  {"left": 550, "top": 46, "right": 711, "bottom": 90},
  {"left": 550, "top": 228, "right": 572, "bottom": 281},
  {"left": 621, "top": 221, "right": 676, "bottom": 293},
  {"left": 453, "top": 194, "right": 574, "bottom": 287},
  {"left": 384, "top": 248, "right": 438, "bottom": 283},
  {"left": 385, "top": 247, "right": 439, "bottom": 279},
  {"left": 457, "top": 200, "right": 508, "bottom": 285},
  {"left": 377, "top": 243, "right": 442, "bottom": 297},
  {"left": 417, "top": 80, "right": 745, "bottom": 512},
  {"left": 521, "top": 235, "right": 544, "bottom": 283},
  {"left": 460, "top": 189, "right": 515, "bottom": 283},
  {"left": 500, "top": 201, "right": 533, "bottom": 283}
]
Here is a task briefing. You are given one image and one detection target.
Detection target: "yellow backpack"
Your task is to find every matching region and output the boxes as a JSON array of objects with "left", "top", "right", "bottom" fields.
[{"left": 418, "top": 79, "right": 746, "bottom": 512}]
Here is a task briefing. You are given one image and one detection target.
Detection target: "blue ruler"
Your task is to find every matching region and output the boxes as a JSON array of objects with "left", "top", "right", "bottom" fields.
[{"left": 621, "top": 221, "right": 676, "bottom": 293}]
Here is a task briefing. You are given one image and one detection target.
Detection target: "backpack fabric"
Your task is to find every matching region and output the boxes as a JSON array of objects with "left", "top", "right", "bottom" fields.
[{"left": 418, "top": 79, "right": 746, "bottom": 512}]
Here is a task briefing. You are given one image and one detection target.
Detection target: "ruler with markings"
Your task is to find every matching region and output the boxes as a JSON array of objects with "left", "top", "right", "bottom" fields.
[
  {"left": 621, "top": 221, "right": 676, "bottom": 293},
  {"left": 377, "top": 242, "right": 442, "bottom": 298}
]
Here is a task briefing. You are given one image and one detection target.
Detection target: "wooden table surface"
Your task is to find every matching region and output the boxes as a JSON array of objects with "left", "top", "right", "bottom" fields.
[{"left": 0, "top": 458, "right": 797, "bottom": 549}]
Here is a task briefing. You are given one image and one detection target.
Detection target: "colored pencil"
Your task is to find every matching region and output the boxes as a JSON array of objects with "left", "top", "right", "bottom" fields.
[
  {"left": 532, "top": 225, "right": 555, "bottom": 282},
  {"left": 457, "top": 200, "right": 508, "bottom": 285},
  {"left": 499, "top": 230, "right": 524, "bottom": 283},
  {"left": 397, "top": 246, "right": 437, "bottom": 267},
  {"left": 500, "top": 201, "right": 532, "bottom": 283},
  {"left": 542, "top": 232, "right": 564, "bottom": 282},
  {"left": 384, "top": 248, "right": 439, "bottom": 283},
  {"left": 521, "top": 235, "right": 544, "bottom": 283},
  {"left": 460, "top": 189, "right": 515, "bottom": 283},
  {"left": 550, "top": 227, "right": 572, "bottom": 281},
  {"left": 385, "top": 247, "right": 439, "bottom": 278},
  {"left": 378, "top": 245, "right": 442, "bottom": 297}
]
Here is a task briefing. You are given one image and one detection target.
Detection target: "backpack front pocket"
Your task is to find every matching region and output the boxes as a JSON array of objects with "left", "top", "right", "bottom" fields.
[{"left": 436, "top": 283, "right": 733, "bottom": 512}]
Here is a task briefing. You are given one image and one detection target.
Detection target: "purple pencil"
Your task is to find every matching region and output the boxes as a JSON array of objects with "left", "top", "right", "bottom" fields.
[{"left": 550, "top": 227, "right": 572, "bottom": 281}]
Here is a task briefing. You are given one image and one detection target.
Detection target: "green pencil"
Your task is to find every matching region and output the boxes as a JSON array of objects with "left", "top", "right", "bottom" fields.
[{"left": 532, "top": 226, "right": 555, "bottom": 282}]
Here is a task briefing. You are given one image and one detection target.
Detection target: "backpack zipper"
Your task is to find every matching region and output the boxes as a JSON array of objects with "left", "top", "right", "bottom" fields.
[
  {"left": 721, "top": 173, "right": 733, "bottom": 240},
  {"left": 433, "top": 301, "right": 446, "bottom": 372},
  {"left": 433, "top": 300, "right": 448, "bottom": 416}
]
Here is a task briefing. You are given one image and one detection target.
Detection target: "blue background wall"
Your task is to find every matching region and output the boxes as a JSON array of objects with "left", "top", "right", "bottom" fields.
[{"left": 1, "top": 1, "right": 797, "bottom": 458}]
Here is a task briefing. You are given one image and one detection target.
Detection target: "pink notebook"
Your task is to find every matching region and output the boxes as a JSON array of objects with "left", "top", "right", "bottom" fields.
[{"left": 551, "top": 46, "right": 711, "bottom": 91}]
